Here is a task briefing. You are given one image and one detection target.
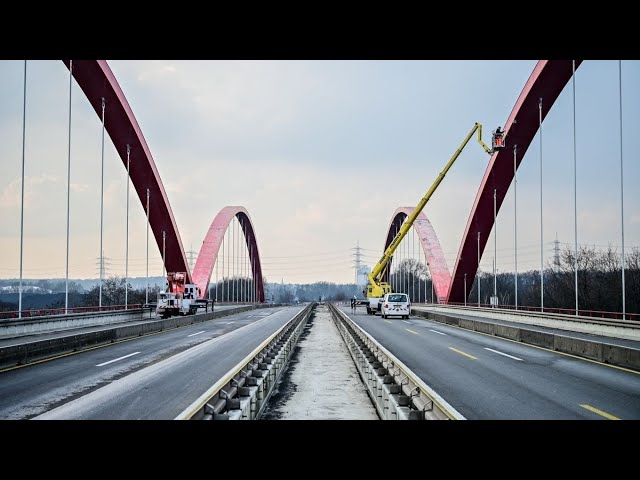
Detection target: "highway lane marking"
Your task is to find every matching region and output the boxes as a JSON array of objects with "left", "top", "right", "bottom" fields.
[
  {"left": 402, "top": 320, "right": 411, "bottom": 324},
  {"left": 413, "top": 317, "right": 640, "bottom": 376},
  {"left": 0, "top": 306, "right": 285, "bottom": 374},
  {"left": 225, "top": 321, "right": 236, "bottom": 324},
  {"left": 384, "top": 320, "right": 392, "bottom": 324},
  {"left": 580, "top": 404, "right": 620, "bottom": 420},
  {"left": 484, "top": 347, "right": 523, "bottom": 361},
  {"left": 187, "top": 331, "right": 206, "bottom": 337},
  {"left": 95, "top": 352, "right": 141, "bottom": 367},
  {"left": 429, "top": 329, "right": 447, "bottom": 336},
  {"left": 405, "top": 329, "right": 419, "bottom": 335},
  {"left": 449, "top": 347, "right": 478, "bottom": 360}
]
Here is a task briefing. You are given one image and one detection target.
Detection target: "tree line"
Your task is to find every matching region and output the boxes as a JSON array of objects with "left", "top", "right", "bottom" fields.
[
  {"left": 1, "top": 245, "right": 637, "bottom": 313},
  {"left": 391, "top": 245, "right": 639, "bottom": 314}
]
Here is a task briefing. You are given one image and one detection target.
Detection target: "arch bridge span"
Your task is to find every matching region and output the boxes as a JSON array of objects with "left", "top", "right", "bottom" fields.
[
  {"left": 192, "top": 206, "right": 265, "bottom": 302},
  {"left": 383, "top": 207, "right": 451, "bottom": 303}
]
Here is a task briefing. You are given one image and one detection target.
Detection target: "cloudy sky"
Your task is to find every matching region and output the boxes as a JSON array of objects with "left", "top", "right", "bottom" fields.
[{"left": 0, "top": 60, "right": 638, "bottom": 284}]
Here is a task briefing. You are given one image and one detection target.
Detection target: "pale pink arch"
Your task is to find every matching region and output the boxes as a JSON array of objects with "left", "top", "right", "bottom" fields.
[
  {"left": 192, "top": 206, "right": 265, "bottom": 302},
  {"left": 383, "top": 207, "right": 451, "bottom": 302}
]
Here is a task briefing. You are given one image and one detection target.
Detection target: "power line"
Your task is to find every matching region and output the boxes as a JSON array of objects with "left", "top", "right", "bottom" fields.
[
  {"left": 351, "top": 240, "right": 363, "bottom": 285},
  {"left": 185, "top": 245, "right": 197, "bottom": 271},
  {"left": 95, "top": 256, "right": 112, "bottom": 277}
]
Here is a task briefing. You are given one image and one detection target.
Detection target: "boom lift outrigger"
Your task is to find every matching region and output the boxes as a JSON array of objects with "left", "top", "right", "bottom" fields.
[{"left": 364, "top": 122, "right": 502, "bottom": 314}]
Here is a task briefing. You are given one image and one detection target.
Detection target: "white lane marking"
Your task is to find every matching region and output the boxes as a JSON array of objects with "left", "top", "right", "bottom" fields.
[
  {"left": 96, "top": 352, "right": 141, "bottom": 367},
  {"left": 225, "top": 321, "right": 235, "bottom": 324},
  {"left": 429, "top": 329, "right": 447, "bottom": 336},
  {"left": 484, "top": 347, "right": 523, "bottom": 361},
  {"left": 188, "top": 331, "right": 206, "bottom": 337},
  {"left": 402, "top": 320, "right": 411, "bottom": 324}
]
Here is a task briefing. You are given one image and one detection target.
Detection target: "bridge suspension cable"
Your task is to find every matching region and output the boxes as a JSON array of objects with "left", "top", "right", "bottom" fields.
[
  {"left": 65, "top": 60, "right": 73, "bottom": 315},
  {"left": 18, "top": 60, "right": 27, "bottom": 319},
  {"left": 572, "top": 59, "right": 578, "bottom": 316},
  {"left": 539, "top": 96, "right": 544, "bottom": 312},
  {"left": 619, "top": 60, "right": 626, "bottom": 320}
]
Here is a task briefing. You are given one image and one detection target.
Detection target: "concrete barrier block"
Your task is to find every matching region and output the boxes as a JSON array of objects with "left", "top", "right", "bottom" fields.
[
  {"left": 474, "top": 321, "right": 495, "bottom": 335},
  {"left": 115, "top": 325, "right": 146, "bottom": 340},
  {"left": 139, "top": 322, "right": 161, "bottom": 335},
  {"left": 439, "top": 315, "right": 459, "bottom": 326},
  {"left": 602, "top": 344, "right": 640, "bottom": 371},
  {"left": 0, "top": 329, "right": 116, "bottom": 367},
  {"left": 494, "top": 325, "right": 521, "bottom": 341},
  {"left": 520, "top": 329, "right": 554, "bottom": 349},
  {"left": 553, "top": 336, "right": 603, "bottom": 361},
  {"left": 459, "top": 318, "right": 475, "bottom": 331},
  {"left": 0, "top": 304, "right": 265, "bottom": 369}
]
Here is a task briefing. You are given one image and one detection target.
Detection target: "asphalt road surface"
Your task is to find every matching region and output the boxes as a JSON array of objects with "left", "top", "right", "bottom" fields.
[
  {"left": 342, "top": 307, "right": 640, "bottom": 420},
  {"left": 0, "top": 306, "right": 304, "bottom": 419}
]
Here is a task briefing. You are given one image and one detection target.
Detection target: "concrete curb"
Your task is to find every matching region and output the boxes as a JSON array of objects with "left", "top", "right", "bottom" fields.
[
  {"left": 0, "top": 304, "right": 285, "bottom": 369},
  {"left": 0, "top": 309, "right": 145, "bottom": 338},
  {"left": 412, "top": 309, "right": 640, "bottom": 371}
]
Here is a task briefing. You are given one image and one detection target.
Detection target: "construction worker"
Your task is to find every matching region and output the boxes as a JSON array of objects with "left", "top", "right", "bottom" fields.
[{"left": 493, "top": 126, "right": 505, "bottom": 149}]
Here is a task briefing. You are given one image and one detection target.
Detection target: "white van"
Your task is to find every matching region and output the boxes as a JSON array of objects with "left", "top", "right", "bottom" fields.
[{"left": 381, "top": 293, "right": 411, "bottom": 319}]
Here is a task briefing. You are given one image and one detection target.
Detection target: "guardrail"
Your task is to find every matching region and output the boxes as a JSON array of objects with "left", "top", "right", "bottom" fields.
[
  {"left": 0, "top": 304, "right": 279, "bottom": 370},
  {"left": 443, "top": 302, "right": 639, "bottom": 322},
  {"left": 417, "top": 303, "right": 640, "bottom": 331},
  {"left": 175, "top": 303, "right": 316, "bottom": 420},
  {"left": 0, "top": 304, "right": 143, "bottom": 320},
  {"left": 328, "top": 303, "right": 464, "bottom": 420},
  {"left": 411, "top": 309, "right": 640, "bottom": 371},
  {"left": 0, "top": 307, "right": 148, "bottom": 339}
]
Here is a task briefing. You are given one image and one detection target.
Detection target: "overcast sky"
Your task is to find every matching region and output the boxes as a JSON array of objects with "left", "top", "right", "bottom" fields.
[{"left": 0, "top": 60, "right": 638, "bottom": 284}]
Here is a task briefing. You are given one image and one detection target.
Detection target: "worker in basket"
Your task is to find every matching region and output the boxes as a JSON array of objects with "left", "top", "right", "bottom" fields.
[{"left": 493, "top": 126, "right": 505, "bottom": 150}]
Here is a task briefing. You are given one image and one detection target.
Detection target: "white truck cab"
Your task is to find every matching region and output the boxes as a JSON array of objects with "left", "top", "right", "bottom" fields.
[{"left": 156, "top": 282, "right": 201, "bottom": 318}]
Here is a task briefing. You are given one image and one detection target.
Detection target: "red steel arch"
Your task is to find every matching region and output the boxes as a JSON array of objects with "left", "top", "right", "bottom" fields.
[
  {"left": 448, "top": 60, "right": 583, "bottom": 303},
  {"left": 383, "top": 207, "right": 451, "bottom": 302},
  {"left": 192, "top": 206, "right": 265, "bottom": 302},
  {"left": 61, "top": 60, "right": 192, "bottom": 282}
]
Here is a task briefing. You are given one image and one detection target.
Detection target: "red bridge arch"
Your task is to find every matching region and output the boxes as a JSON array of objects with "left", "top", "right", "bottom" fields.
[
  {"left": 384, "top": 207, "right": 451, "bottom": 303},
  {"left": 448, "top": 60, "right": 583, "bottom": 303},
  {"left": 62, "top": 60, "right": 192, "bottom": 282},
  {"left": 192, "top": 206, "right": 265, "bottom": 302}
]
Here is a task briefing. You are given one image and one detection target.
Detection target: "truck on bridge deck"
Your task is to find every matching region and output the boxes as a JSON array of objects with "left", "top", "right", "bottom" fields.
[{"left": 156, "top": 272, "right": 207, "bottom": 318}]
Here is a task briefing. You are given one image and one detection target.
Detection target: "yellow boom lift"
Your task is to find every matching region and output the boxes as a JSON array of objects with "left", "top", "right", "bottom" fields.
[{"left": 364, "top": 122, "right": 504, "bottom": 314}]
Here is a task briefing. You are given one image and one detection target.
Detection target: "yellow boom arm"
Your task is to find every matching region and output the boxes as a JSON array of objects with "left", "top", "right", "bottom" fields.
[{"left": 366, "top": 122, "right": 493, "bottom": 298}]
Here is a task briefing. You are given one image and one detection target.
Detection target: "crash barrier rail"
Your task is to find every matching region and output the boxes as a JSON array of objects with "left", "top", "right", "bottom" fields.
[
  {"left": 414, "top": 304, "right": 640, "bottom": 341},
  {"left": 0, "top": 304, "right": 285, "bottom": 370},
  {"left": 411, "top": 308, "right": 640, "bottom": 371},
  {"left": 328, "top": 303, "right": 464, "bottom": 420},
  {"left": 0, "top": 304, "right": 144, "bottom": 320},
  {"left": 437, "top": 302, "right": 639, "bottom": 322},
  {"left": 175, "top": 303, "right": 316, "bottom": 420}
]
